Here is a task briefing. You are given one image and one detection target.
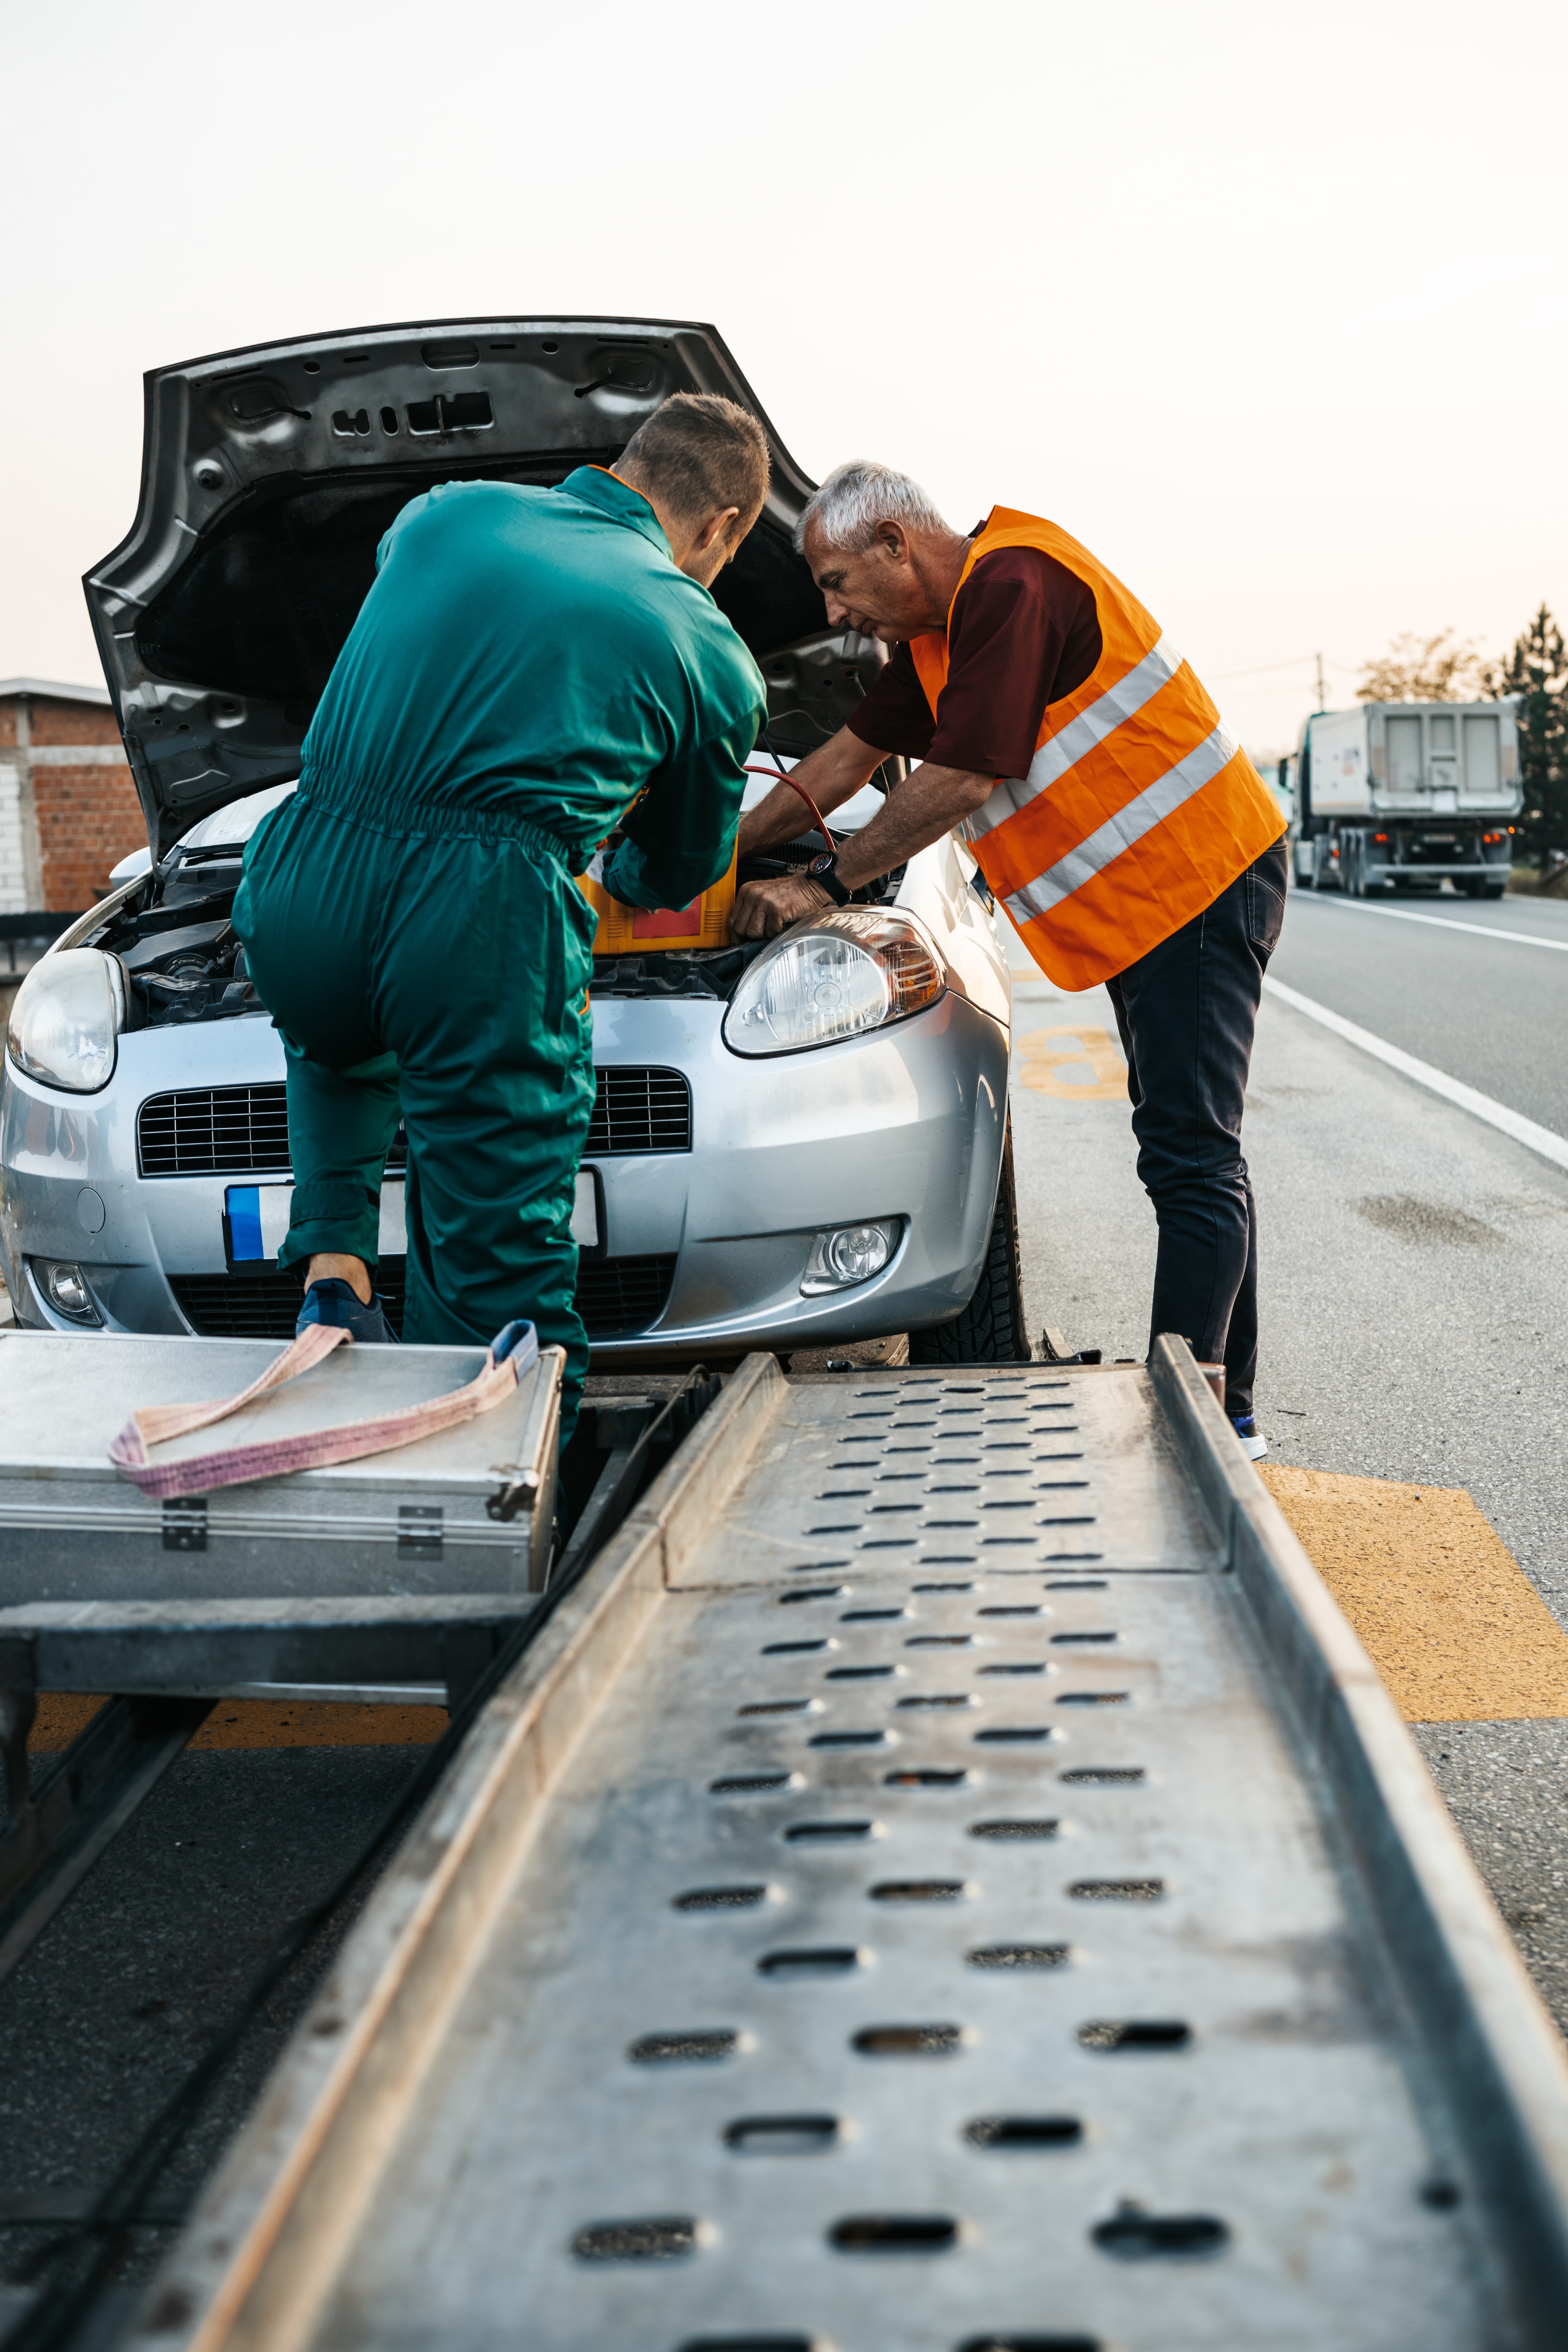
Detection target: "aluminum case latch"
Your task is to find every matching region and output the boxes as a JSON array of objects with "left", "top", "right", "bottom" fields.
[{"left": 485, "top": 1468, "right": 539, "bottom": 1525}]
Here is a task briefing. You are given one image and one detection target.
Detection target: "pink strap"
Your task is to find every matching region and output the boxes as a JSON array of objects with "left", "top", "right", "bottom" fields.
[{"left": 109, "top": 1326, "right": 527, "bottom": 1500}]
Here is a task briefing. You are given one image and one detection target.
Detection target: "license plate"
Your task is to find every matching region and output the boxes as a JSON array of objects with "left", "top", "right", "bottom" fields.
[
  {"left": 571, "top": 1168, "right": 603, "bottom": 1255},
  {"left": 224, "top": 1170, "right": 601, "bottom": 1265},
  {"left": 225, "top": 1181, "right": 407, "bottom": 1269}
]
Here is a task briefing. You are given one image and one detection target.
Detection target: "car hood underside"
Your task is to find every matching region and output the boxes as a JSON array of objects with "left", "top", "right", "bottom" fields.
[{"left": 86, "top": 317, "right": 876, "bottom": 858}]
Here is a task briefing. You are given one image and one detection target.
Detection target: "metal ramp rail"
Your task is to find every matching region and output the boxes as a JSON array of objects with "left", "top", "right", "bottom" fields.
[{"left": 127, "top": 1344, "right": 1568, "bottom": 2352}]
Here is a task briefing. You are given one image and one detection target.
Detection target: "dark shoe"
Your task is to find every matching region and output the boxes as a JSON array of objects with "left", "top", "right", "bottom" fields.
[{"left": 296, "top": 1278, "right": 398, "bottom": 1344}]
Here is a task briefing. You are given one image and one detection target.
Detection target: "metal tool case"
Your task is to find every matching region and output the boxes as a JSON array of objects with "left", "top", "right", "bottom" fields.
[{"left": 0, "top": 1332, "right": 561, "bottom": 1600}]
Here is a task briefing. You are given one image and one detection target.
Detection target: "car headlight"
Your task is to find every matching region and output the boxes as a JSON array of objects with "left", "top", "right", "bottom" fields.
[
  {"left": 6, "top": 949, "right": 126, "bottom": 1093},
  {"left": 723, "top": 910, "right": 946, "bottom": 1057}
]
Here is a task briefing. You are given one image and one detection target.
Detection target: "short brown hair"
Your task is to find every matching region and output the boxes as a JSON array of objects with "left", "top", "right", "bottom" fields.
[{"left": 617, "top": 393, "right": 769, "bottom": 533}]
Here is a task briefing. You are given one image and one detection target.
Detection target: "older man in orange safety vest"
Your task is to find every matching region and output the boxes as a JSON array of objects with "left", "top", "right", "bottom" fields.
[{"left": 733, "top": 461, "right": 1287, "bottom": 1459}]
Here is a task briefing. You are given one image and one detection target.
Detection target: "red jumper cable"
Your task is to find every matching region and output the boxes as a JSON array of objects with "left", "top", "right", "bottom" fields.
[{"left": 743, "top": 761, "right": 837, "bottom": 852}]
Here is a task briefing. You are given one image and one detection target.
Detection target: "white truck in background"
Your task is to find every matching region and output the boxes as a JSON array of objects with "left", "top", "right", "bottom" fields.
[{"left": 1290, "top": 697, "right": 1522, "bottom": 897}]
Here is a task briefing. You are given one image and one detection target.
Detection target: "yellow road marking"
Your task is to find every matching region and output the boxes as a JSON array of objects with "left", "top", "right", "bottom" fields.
[
  {"left": 1260, "top": 1464, "right": 1568, "bottom": 1721},
  {"left": 1017, "top": 1024, "right": 1128, "bottom": 1101}
]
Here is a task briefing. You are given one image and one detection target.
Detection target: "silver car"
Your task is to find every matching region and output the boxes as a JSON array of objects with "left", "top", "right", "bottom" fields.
[{"left": 0, "top": 318, "right": 1019, "bottom": 1365}]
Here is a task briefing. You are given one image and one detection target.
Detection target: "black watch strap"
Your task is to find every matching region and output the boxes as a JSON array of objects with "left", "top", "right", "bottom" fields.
[{"left": 806, "top": 852, "right": 852, "bottom": 907}]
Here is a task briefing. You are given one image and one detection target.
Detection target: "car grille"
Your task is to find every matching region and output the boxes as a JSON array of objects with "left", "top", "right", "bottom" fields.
[
  {"left": 587, "top": 1068, "right": 691, "bottom": 1155},
  {"left": 139, "top": 1070, "right": 690, "bottom": 1176},
  {"left": 138, "top": 1086, "right": 294, "bottom": 1177},
  {"left": 168, "top": 1255, "right": 678, "bottom": 1343},
  {"left": 573, "top": 1255, "right": 679, "bottom": 1337}
]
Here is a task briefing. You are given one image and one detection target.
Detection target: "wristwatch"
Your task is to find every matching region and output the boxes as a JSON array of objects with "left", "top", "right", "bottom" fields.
[{"left": 805, "top": 852, "right": 851, "bottom": 906}]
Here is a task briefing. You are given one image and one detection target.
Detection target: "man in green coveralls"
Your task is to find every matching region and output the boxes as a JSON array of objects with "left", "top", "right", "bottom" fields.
[{"left": 234, "top": 394, "right": 770, "bottom": 1441}]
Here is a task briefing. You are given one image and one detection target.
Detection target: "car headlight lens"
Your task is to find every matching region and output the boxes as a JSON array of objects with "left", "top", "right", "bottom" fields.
[
  {"left": 802, "top": 1219, "right": 901, "bottom": 1294},
  {"left": 6, "top": 949, "right": 125, "bottom": 1093},
  {"left": 723, "top": 911, "right": 945, "bottom": 1056}
]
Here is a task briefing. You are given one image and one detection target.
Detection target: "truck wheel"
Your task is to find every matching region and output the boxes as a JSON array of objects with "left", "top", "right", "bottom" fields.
[{"left": 909, "top": 1121, "right": 1030, "bottom": 1365}]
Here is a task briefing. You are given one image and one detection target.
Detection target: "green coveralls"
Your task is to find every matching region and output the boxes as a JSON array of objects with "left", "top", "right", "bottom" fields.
[{"left": 232, "top": 468, "right": 766, "bottom": 1442}]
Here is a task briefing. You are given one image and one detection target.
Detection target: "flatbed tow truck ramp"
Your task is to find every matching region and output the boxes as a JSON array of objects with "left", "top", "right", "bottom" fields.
[{"left": 74, "top": 1347, "right": 1568, "bottom": 2347}]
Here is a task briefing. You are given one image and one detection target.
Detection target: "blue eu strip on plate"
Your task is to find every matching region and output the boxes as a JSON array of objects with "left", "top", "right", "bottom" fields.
[{"left": 227, "top": 1185, "right": 264, "bottom": 1261}]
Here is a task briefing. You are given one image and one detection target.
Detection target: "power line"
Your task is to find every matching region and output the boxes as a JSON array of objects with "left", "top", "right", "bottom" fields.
[{"left": 1207, "top": 651, "right": 1356, "bottom": 683}]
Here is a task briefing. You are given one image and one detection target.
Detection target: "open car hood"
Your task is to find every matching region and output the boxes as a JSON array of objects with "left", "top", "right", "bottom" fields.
[{"left": 85, "top": 317, "right": 878, "bottom": 858}]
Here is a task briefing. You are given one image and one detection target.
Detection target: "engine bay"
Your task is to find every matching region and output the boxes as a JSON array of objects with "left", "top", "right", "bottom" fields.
[
  {"left": 589, "top": 825, "right": 905, "bottom": 1001},
  {"left": 89, "top": 848, "right": 262, "bottom": 1029},
  {"left": 85, "top": 789, "right": 908, "bottom": 1028}
]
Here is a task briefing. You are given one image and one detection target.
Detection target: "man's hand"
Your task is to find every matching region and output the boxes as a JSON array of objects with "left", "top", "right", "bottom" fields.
[
  {"left": 730, "top": 874, "right": 832, "bottom": 940},
  {"left": 730, "top": 758, "right": 999, "bottom": 941}
]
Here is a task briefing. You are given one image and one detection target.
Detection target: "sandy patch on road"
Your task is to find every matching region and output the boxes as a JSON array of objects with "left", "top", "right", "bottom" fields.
[
  {"left": 29, "top": 1694, "right": 447, "bottom": 1750},
  {"left": 1261, "top": 1463, "right": 1568, "bottom": 1721}
]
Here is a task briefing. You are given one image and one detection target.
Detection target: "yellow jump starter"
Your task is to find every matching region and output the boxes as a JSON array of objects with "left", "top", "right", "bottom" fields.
[{"left": 574, "top": 839, "right": 741, "bottom": 955}]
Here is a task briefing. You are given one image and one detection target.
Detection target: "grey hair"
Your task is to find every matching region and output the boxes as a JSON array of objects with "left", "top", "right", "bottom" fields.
[{"left": 793, "top": 460, "right": 950, "bottom": 555}]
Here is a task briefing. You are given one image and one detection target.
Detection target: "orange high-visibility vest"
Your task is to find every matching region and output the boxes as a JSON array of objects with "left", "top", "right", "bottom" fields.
[{"left": 909, "top": 508, "right": 1284, "bottom": 990}]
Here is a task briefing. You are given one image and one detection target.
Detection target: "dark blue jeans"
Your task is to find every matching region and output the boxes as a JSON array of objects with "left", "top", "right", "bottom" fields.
[{"left": 1104, "top": 838, "right": 1288, "bottom": 1420}]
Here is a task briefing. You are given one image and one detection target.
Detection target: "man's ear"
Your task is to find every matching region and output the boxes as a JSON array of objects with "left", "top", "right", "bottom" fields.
[
  {"left": 875, "top": 519, "right": 912, "bottom": 565},
  {"left": 696, "top": 504, "right": 742, "bottom": 555}
]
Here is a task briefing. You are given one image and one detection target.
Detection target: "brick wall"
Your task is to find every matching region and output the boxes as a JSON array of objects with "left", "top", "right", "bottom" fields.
[
  {"left": 35, "top": 758, "right": 146, "bottom": 910},
  {"left": 0, "top": 688, "right": 147, "bottom": 913},
  {"left": 25, "top": 698, "right": 123, "bottom": 749}
]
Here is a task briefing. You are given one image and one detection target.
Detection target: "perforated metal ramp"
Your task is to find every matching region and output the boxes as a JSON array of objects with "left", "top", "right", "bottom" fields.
[{"left": 134, "top": 1349, "right": 1568, "bottom": 2352}]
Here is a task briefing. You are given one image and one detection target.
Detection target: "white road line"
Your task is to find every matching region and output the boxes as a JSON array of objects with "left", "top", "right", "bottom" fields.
[
  {"left": 1261, "top": 976, "right": 1568, "bottom": 1174},
  {"left": 1300, "top": 897, "right": 1568, "bottom": 952}
]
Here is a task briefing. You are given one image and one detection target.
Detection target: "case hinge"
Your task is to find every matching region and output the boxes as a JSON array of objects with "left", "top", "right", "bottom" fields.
[
  {"left": 162, "top": 1498, "right": 208, "bottom": 1553},
  {"left": 398, "top": 1505, "right": 443, "bottom": 1561}
]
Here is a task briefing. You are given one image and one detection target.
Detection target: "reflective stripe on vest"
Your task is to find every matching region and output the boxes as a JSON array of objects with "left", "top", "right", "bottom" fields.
[
  {"left": 909, "top": 509, "right": 1283, "bottom": 989},
  {"left": 1002, "top": 720, "right": 1238, "bottom": 927}
]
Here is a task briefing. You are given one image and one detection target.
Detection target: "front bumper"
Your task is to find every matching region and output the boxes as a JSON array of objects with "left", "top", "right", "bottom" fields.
[
  {"left": 585, "top": 992, "right": 1009, "bottom": 1356},
  {"left": 0, "top": 993, "right": 1010, "bottom": 1354}
]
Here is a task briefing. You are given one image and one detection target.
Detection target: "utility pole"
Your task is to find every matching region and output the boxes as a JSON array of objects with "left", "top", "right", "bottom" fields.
[{"left": 1315, "top": 652, "right": 1327, "bottom": 712}]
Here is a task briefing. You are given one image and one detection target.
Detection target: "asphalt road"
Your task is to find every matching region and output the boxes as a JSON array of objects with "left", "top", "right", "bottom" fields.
[
  {"left": 1269, "top": 889, "right": 1568, "bottom": 1136},
  {"left": 0, "top": 1747, "right": 419, "bottom": 2312},
  {"left": 1007, "top": 884, "right": 1568, "bottom": 2032}
]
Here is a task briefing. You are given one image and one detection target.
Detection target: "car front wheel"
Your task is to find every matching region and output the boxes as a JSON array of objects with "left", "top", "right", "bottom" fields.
[{"left": 909, "top": 1121, "right": 1030, "bottom": 1365}]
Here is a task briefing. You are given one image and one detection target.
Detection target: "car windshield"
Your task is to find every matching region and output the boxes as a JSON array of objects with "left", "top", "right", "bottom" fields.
[
  {"left": 176, "top": 780, "right": 298, "bottom": 854},
  {"left": 741, "top": 760, "right": 885, "bottom": 830},
  {"left": 175, "top": 772, "right": 879, "bottom": 858}
]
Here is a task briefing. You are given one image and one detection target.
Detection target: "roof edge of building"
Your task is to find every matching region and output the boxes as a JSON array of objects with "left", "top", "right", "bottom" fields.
[{"left": 0, "top": 678, "right": 112, "bottom": 707}]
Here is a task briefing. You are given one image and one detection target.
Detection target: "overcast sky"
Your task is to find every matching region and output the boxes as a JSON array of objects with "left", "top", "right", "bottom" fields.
[{"left": 4, "top": 0, "right": 1563, "bottom": 753}]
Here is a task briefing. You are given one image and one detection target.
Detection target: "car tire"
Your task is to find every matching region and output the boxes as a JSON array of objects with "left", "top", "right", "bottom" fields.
[{"left": 909, "top": 1121, "right": 1030, "bottom": 1365}]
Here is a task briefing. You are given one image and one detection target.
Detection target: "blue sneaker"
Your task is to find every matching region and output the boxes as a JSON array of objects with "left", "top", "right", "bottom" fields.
[
  {"left": 1230, "top": 1412, "right": 1267, "bottom": 1462},
  {"left": 296, "top": 1278, "right": 398, "bottom": 1345}
]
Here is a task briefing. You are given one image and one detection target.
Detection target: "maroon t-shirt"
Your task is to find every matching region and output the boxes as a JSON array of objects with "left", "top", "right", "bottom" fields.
[{"left": 846, "top": 540, "right": 1102, "bottom": 777}]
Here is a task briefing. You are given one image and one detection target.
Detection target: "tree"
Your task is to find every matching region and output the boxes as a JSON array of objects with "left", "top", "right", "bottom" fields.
[
  {"left": 1485, "top": 606, "right": 1568, "bottom": 875},
  {"left": 1356, "top": 629, "right": 1486, "bottom": 702}
]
